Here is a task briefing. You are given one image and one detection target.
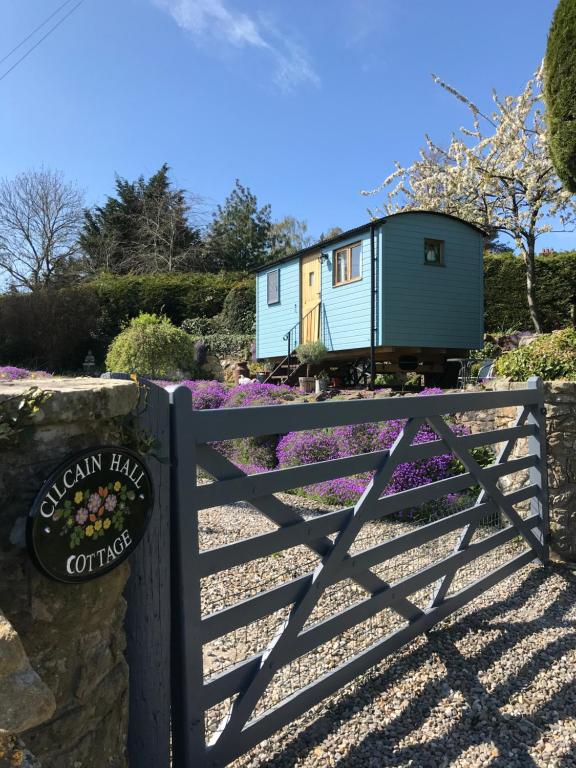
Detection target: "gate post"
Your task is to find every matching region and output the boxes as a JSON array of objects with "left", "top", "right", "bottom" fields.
[
  {"left": 103, "top": 374, "right": 172, "bottom": 767},
  {"left": 528, "top": 376, "right": 550, "bottom": 563}
]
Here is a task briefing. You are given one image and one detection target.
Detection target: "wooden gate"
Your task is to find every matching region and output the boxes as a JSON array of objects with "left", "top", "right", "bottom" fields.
[{"left": 123, "top": 376, "right": 549, "bottom": 768}]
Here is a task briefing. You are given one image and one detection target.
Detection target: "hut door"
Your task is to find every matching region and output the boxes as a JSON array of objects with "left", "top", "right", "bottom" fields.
[{"left": 300, "top": 253, "right": 321, "bottom": 343}]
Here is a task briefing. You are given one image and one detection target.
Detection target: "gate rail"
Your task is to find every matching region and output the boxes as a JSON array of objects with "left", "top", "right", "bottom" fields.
[{"left": 165, "top": 376, "right": 548, "bottom": 767}]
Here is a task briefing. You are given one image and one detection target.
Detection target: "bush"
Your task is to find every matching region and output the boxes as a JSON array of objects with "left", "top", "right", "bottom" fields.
[
  {"left": 181, "top": 317, "right": 219, "bottom": 336},
  {"left": 186, "top": 333, "right": 254, "bottom": 360},
  {"left": 106, "top": 313, "right": 197, "bottom": 378},
  {"left": 218, "top": 281, "right": 256, "bottom": 334},
  {"left": 544, "top": 0, "right": 576, "bottom": 192},
  {"left": 494, "top": 327, "right": 576, "bottom": 381},
  {"left": 295, "top": 341, "right": 328, "bottom": 376},
  {"left": 484, "top": 252, "right": 576, "bottom": 332}
]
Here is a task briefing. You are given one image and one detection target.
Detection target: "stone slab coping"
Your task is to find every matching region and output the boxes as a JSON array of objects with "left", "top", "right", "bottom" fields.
[{"left": 0, "top": 377, "right": 139, "bottom": 423}]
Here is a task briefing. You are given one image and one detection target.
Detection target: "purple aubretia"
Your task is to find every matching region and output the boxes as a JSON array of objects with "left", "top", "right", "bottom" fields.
[
  {"left": 153, "top": 378, "right": 478, "bottom": 509},
  {"left": 0, "top": 366, "right": 52, "bottom": 380}
]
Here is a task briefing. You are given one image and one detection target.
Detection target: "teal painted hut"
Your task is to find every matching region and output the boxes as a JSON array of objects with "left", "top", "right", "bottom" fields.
[{"left": 255, "top": 211, "right": 485, "bottom": 386}]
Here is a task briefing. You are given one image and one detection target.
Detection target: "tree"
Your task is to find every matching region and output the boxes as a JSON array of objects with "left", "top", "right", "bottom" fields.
[
  {"left": 544, "top": 0, "right": 576, "bottom": 192},
  {"left": 268, "top": 216, "right": 313, "bottom": 260},
  {"left": 80, "top": 164, "right": 203, "bottom": 274},
  {"left": 0, "top": 168, "right": 84, "bottom": 291},
  {"left": 203, "top": 180, "right": 271, "bottom": 271},
  {"left": 318, "top": 226, "right": 343, "bottom": 241},
  {"left": 362, "top": 68, "right": 576, "bottom": 332}
]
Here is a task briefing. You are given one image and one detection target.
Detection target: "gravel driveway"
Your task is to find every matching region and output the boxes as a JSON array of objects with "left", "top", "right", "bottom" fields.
[{"left": 199, "top": 500, "right": 576, "bottom": 768}]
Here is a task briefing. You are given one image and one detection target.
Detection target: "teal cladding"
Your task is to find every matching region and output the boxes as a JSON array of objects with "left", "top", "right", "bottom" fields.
[
  {"left": 381, "top": 212, "right": 483, "bottom": 349},
  {"left": 256, "top": 258, "right": 300, "bottom": 358},
  {"left": 320, "top": 230, "right": 378, "bottom": 351},
  {"left": 255, "top": 212, "right": 484, "bottom": 359}
]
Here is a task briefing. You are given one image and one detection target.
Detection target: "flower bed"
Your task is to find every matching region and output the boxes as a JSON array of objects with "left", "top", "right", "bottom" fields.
[
  {"left": 155, "top": 379, "right": 488, "bottom": 512},
  {"left": 0, "top": 366, "right": 52, "bottom": 380}
]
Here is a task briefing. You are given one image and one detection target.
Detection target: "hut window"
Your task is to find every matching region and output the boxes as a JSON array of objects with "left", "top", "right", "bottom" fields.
[
  {"left": 267, "top": 269, "right": 280, "bottom": 304},
  {"left": 333, "top": 242, "right": 362, "bottom": 286},
  {"left": 424, "top": 239, "right": 444, "bottom": 265}
]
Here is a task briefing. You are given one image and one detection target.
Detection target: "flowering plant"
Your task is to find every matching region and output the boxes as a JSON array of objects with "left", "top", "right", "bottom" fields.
[
  {"left": 54, "top": 481, "right": 136, "bottom": 549},
  {"left": 0, "top": 366, "right": 52, "bottom": 380}
]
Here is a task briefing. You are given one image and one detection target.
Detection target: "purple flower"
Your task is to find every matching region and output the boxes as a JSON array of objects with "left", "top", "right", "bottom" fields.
[
  {"left": 223, "top": 381, "right": 297, "bottom": 408},
  {"left": 75, "top": 507, "right": 88, "bottom": 524},
  {"left": 104, "top": 494, "right": 117, "bottom": 512},
  {"left": 0, "top": 366, "right": 52, "bottom": 380},
  {"left": 87, "top": 493, "right": 101, "bottom": 513}
]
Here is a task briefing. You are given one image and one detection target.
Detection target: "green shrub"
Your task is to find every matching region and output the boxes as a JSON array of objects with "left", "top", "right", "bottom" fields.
[
  {"left": 484, "top": 252, "right": 576, "bottom": 332},
  {"left": 544, "top": 0, "right": 576, "bottom": 192},
  {"left": 493, "top": 328, "right": 576, "bottom": 381},
  {"left": 181, "top": 317, "right": 219, "bottom": 336},
  {"left": 218, "top": 281, "right": 256, "bottom": 334},
  {"left": 295, "top": 341, "right": 328, "bottom": 376},
  {"left": 105, "top": 313, "right": 197, "bottom": 378},
  {"left": 186, "top": 333, "right": 253, "bottom": 359}
]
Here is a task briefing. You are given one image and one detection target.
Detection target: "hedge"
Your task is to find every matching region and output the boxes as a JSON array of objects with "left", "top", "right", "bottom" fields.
[
  {"left": 0, "top": 272, "right": 245, "bottom": 372},
  {"left": 484, "top": 252, "right": 576, "bottom": 332},
  {"left": 544, "top": 0, "right": 576, "bottom": 193},
  {"left": 2, "top": 254, "right": 575, "bottom": 372}
]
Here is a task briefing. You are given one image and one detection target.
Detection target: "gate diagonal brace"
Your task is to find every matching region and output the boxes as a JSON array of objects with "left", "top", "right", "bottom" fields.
[
  {"left": 429, "top": 406, "right": 532, "bottom": 608},
  {"left": 196, "top": 443, "right": 423, "bottom": 621},
  {"left": 425, "top": 413, "right": 544, "bottom": 600},
  {"left": 208, "top": 418, "right": 425, "bottom": 757}
]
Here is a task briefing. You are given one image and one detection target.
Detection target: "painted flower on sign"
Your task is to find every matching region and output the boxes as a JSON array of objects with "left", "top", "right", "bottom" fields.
[{"left": 53, "top": 480, "right": 136, "bottom": 549}]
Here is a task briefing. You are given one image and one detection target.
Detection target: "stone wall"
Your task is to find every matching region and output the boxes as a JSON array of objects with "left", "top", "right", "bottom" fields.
[
  {"left": 456, "top": 380, "right": 576, "bottom": 562},
  {"left": 0, "top": 378, "right": 139, "bottom": 768}
]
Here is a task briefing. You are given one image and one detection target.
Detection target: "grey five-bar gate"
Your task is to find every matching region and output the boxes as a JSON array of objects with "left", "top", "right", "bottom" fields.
[{"left": 160, "top": 376, "right": 549, "bottom": 768}]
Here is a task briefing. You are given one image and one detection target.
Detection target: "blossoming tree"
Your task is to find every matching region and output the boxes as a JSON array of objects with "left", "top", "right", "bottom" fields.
[{"left": 362, "top": 67, "right": 576, "bottom": 332}]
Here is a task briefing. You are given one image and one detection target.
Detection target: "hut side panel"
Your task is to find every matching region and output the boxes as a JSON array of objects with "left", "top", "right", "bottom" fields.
[{"left": 319, "top": 231, "right": 378, "bottom": 352}]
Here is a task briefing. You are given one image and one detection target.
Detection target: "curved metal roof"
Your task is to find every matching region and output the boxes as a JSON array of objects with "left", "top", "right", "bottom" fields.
[{"left": 255, "top": 209, "right": 487, "bottom": 272}]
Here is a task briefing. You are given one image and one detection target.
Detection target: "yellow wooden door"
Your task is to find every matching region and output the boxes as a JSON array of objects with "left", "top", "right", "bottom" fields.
[{"left": 300, "top": 253, "right": 321, "bottom": 343}]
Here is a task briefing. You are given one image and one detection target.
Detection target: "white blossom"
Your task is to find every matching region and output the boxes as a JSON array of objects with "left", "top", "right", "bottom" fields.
[{"left": 362, "top": 67, "right": 576, "bottom": 331}]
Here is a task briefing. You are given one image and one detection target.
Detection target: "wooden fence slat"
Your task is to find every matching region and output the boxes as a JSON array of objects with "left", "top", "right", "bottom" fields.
[
  {"left": 211, "top": 548, "right": 535, "bottom": 764},
  {"left": 195, "top": 423, "right": 538, "bottom": 509},
  {"left": 202, "top": 512, "right": 541, "bottom": 708},
  {"left": 192, "top": 387, "right": 540, "bottom": 443}
]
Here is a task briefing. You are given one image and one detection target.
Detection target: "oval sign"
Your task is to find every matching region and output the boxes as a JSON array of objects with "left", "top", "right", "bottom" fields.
[{"left": 27, "top": 446, "right": 153, "bottom": 583}]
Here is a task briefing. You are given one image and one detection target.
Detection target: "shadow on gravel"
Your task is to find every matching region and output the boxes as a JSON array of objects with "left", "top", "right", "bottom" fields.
[{"left": 254, "top": 563, "right": 576, "bottom": 768}]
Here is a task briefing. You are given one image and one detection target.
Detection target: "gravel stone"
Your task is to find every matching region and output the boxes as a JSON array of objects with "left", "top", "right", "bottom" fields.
[{"left": 197, "top": 498, "right": 576, "bottom": 768}]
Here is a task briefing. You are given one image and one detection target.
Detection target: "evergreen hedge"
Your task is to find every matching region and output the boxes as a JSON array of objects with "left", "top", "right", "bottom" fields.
[
  {"left": 484, "top": 252, "right": 576, "bottom": 332},
  {"left": 0, "top": 272, "right": 244, "bottom": 372},
  {"left": 544, "top": 0, "right": 576, "bottom": 192},
  {"left": 1, "top": 255, "right": 575, "bottom": 373}
]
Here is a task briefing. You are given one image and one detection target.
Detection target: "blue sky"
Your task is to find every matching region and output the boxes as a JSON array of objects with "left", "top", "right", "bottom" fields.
[{"left": 0, "top": 0, "right": 568, "bottom": 250}]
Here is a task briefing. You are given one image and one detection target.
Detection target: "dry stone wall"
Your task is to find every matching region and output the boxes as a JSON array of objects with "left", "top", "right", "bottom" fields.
[{"left": 0, "top": 378, "right": 139, "bottom": 768}]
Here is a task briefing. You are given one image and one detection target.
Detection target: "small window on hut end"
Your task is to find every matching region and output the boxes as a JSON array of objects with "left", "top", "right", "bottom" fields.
[
  {"left": 424, "top": 239, "right": 444, "bottom": 266},
  {"left": 267, "top": 269, "right": 280, "bottom": 304}
]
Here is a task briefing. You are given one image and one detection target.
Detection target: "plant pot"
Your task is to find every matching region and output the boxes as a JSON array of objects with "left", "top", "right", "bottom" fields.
[
  {"left": 256, "top": 372, "right": 267, "bottom": 383},
  {"left": 315, "top": 379, "right": 328, "bottom": 393},
  {"left": 299, "top": 376, "right": 315, "bottom": 394}
]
